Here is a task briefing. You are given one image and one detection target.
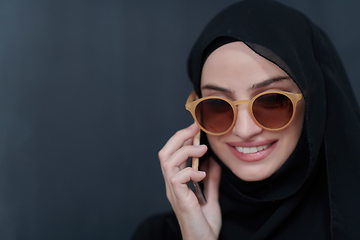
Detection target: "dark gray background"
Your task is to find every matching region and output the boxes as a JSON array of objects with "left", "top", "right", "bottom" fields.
[{"left": 0, "top": 1, "right": 359, "bottom": 239}]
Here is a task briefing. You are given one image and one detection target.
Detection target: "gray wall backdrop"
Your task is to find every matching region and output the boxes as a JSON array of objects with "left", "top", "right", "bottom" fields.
[{"left": 0, "top": 1, "right": 359, "bottom": 239}]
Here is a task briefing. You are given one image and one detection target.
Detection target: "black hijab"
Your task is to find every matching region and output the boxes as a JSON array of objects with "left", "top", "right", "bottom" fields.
[{"left": 188, "top": 0, "right": 360, "bottom": 239}]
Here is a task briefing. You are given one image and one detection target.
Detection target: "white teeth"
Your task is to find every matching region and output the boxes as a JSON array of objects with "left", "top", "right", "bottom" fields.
[
  {"left": 250, "top": 147, "right": 257, "bottom": 153},
  {"left": 235, "top": 144, "right": 270, "bottom": 154}
]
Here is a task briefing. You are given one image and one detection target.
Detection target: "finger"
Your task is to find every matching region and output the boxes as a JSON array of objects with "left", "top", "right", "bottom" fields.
[
  {"left": 170, "top": 167, "right": 206, "bottom": 199},
  {"left": 171, "top": 167, "right": 206, "bottom": 185},
  {"left": 166, "top": 167, "right": 205, "bottom": 205},
  {"left": 179, "top": 161, "right": 187, "bottom": 170},
  {"left": 161, "top": 145, "right": 207, "bottom": 177},
  {"left": 158, "top": 123, "right": 199, "bottom": 163},
  {"left": 182, "top": 137, "right": 194, "bottom": 147}
]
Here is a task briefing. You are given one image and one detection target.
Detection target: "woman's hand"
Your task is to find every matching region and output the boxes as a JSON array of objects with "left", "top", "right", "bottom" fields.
[{"left": 158, "top": 123, "right": 222, "bottom": 240}]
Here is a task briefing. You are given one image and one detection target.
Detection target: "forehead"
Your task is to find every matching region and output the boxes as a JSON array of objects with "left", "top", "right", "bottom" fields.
[{"left": 200, "top": 42, "right": 299, "bottom": 93}]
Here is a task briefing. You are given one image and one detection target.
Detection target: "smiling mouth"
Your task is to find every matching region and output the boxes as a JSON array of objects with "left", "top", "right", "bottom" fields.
[{"left": 234, "top": 142, "right": 275, "bottom": 154}]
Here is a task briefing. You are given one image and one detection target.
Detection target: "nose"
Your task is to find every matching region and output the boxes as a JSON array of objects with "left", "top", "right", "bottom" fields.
[{"left": 231, "top": 105, "right": 263, "bottom": 139}]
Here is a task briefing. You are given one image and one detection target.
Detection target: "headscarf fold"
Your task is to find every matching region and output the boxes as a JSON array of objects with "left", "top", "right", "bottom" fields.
[{"left": 188, "top": 0, "right": 360, "bottom": 239}]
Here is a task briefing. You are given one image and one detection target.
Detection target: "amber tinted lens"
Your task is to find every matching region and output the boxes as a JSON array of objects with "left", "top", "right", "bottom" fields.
[
  {"left": 195, "top": 98, "right": 234, "bottom": 134},
  {"left": 252, "top": 93, "right": 293, "bottom": 129}
]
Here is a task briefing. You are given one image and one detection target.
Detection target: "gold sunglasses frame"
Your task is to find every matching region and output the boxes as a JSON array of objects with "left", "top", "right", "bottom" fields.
[{"left": 185, "top": 90, "right": 303, "bottom": 135}]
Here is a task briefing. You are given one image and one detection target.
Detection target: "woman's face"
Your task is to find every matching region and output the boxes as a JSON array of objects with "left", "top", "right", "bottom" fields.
[{"left": 201, "top": 42, "right": 305, "bottom": 182}]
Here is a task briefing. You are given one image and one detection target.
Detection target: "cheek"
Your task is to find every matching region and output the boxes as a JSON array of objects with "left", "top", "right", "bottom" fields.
[
  {"left": 282, "top": 101, "right": 305, "bottom": 153},
  {"left": 293, "top": 100, "right": 305, "bottom": 135},
  {"left": 206, "top": 135, "right": 220, "bottom": 150},
  {"left": 206, "top": 135, "right": 226, "bottom": 157}
]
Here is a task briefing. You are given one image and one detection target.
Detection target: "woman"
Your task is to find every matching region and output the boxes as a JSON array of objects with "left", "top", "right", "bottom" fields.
[{"left": 133, "top": 0, "right": 360, "bottom": 239}]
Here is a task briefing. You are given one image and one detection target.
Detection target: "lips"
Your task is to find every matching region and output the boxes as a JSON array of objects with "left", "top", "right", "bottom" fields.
[{"left": 227, "top": 140, "right": 277, "bottom": 162}]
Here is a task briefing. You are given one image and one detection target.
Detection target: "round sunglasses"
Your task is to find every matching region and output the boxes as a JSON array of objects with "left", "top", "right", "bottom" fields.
[{"left": 185, "top": 90, "right": 303, "bottom": 135}]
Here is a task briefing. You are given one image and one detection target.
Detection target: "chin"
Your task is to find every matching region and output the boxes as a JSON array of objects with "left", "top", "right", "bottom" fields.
[{"left": 232, "top": 164, "right": 278, "bottom": 182}]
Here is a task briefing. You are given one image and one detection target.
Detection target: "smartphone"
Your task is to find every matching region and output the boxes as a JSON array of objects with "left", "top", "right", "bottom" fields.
[{"left": 192, "top": 131, "right": 207, "bottom": 205}]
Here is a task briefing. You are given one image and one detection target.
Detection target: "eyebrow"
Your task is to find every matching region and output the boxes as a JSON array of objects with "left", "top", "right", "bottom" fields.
[
  {"left": 201, "top": 84, "right": 233, "bottom": 94},
  {"left": 201, "top": 76, "right": 291, "bottom": 93},
  {"left": 249, "top": 76, "right": 291, "bottom": 91},
  {"left": 200, "top": 76, "right": 292, "bottom": 94}
]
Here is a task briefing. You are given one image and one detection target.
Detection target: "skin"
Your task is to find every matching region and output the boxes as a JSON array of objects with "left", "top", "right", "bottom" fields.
[
  {"left": 158, "top": 41, "right": 305, "bottom": 239},
  {"left": 159, "top": 123, "right": 221, "bottom": 240},
  {"left": 202, "top": 42, "right": 305, "bottom": 181}
]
